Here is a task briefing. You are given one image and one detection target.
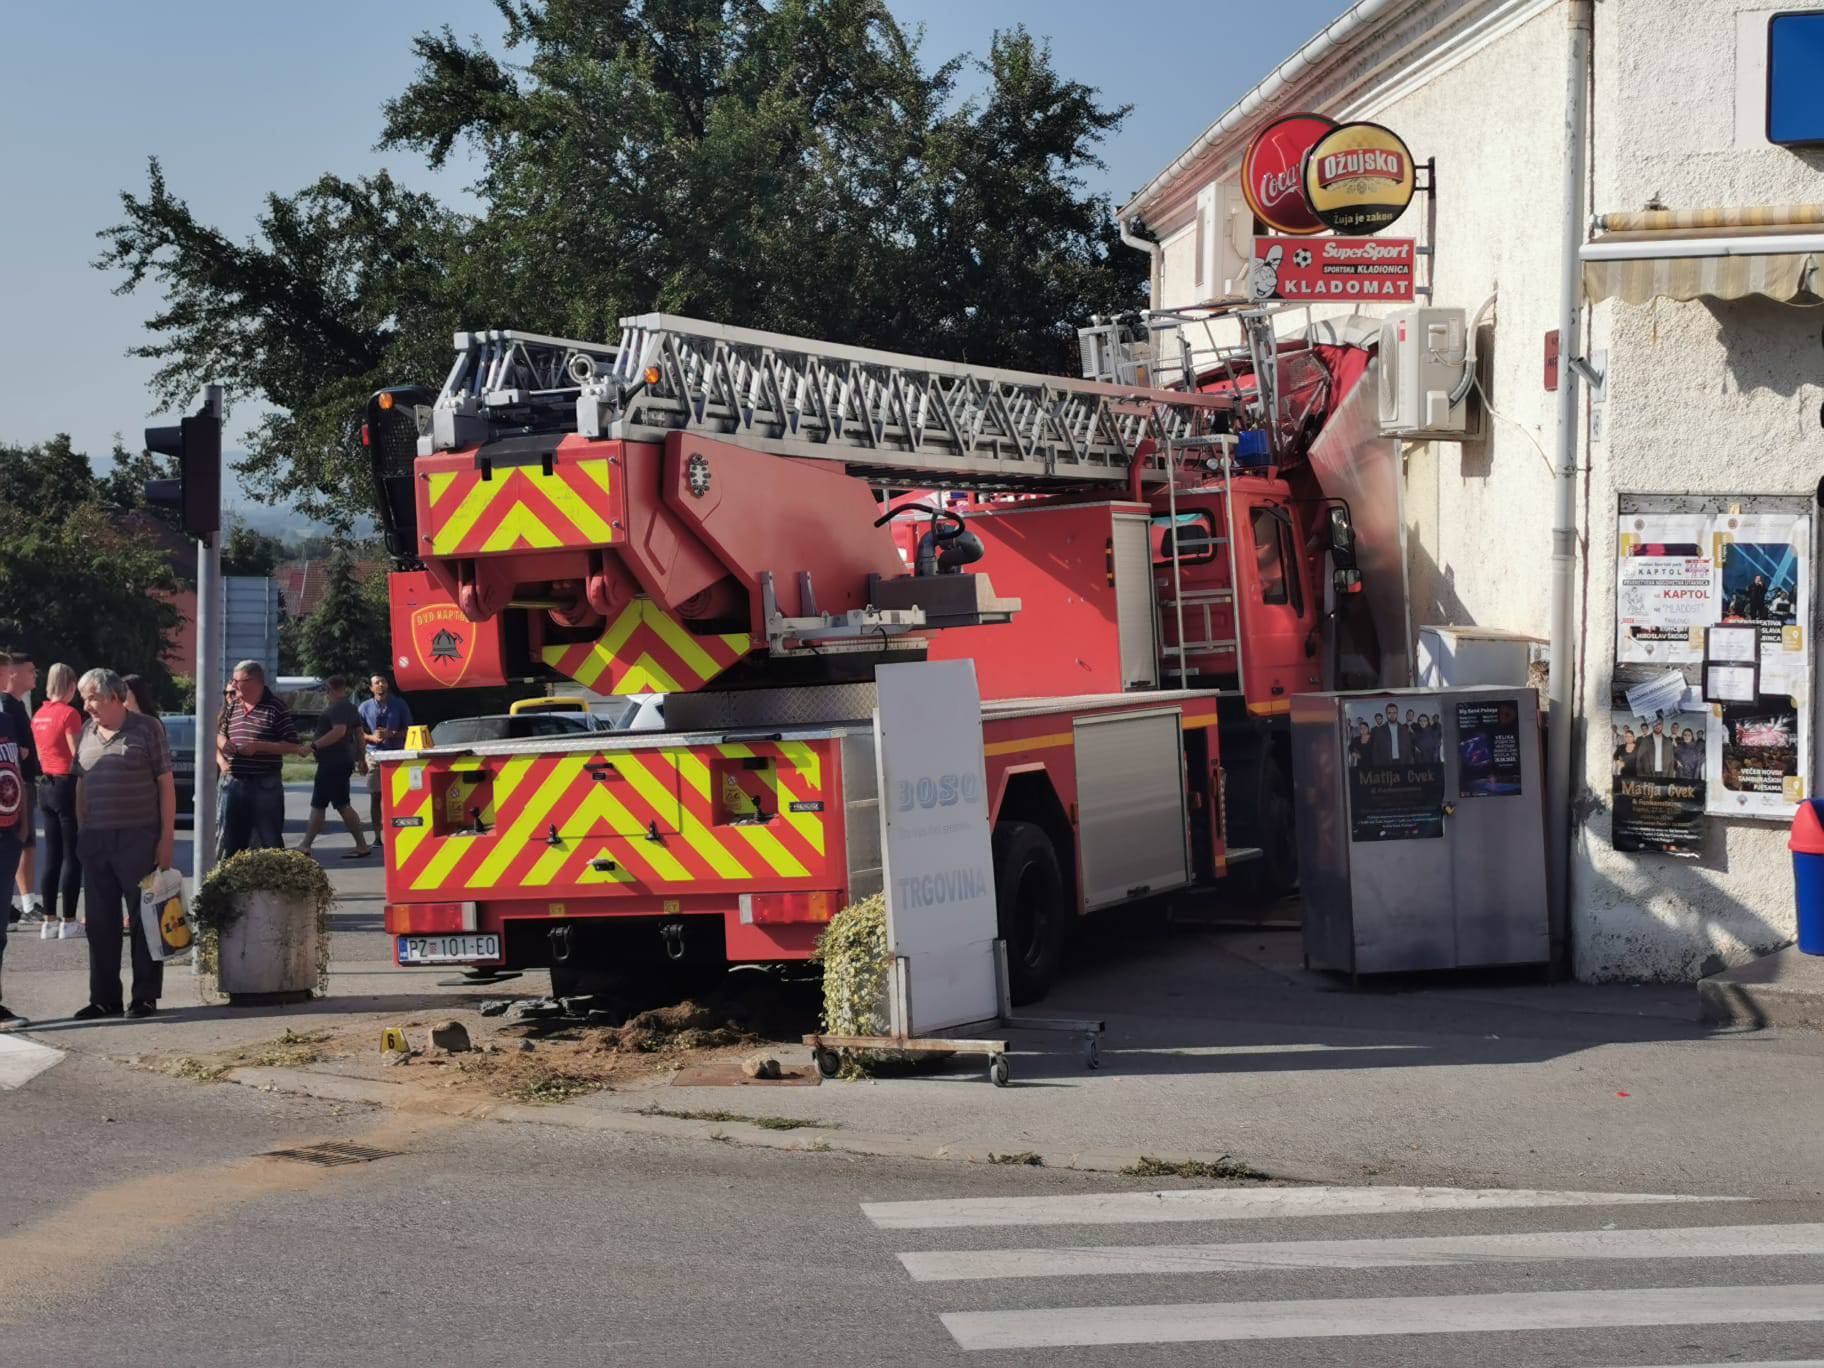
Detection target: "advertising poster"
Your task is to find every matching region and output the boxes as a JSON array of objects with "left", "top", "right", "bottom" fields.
[
  {"left": 1714, "top": 512, "right": 1810, "bottom": 698},
  {"left": 1609, "top": 681, "right": 1707, "bottom": 856},
  {"left": 1456, "top": 699, "right": 1523, "bottom": 798},
  {"left": 1248, "top": 236, "right": 1416, "bottom": 302},
  {"left": 1708, "top": 698, "right": 1804, "bottom": 817},
  {"left": 1344, "top": 697, "right": 1444, "bottom": 841},
  {"left": 1616, "top": 512, "right": 1714, "bottom": 664}
]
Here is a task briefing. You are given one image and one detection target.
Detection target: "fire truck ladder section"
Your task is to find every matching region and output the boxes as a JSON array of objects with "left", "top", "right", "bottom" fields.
[{"left": 428, "top": 314, "right": 1235, "bottom": 492}]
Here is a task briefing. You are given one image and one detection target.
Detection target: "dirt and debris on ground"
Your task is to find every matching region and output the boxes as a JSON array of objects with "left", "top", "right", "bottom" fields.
[{"left": 148, "top": 973, "right": 823, "bottom": 1106}]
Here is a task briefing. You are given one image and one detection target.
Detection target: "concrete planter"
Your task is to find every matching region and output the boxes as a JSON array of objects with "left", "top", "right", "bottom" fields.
[{"left": 218, "top": 890, "right": 319, "bottom": 1005}]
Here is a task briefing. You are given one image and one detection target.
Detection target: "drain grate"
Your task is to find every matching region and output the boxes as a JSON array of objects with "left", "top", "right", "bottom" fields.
[{"left": 265, "top": 1141, "right": 401, "bottom": 1167}]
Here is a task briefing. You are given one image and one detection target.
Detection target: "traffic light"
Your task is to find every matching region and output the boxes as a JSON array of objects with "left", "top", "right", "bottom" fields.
[{"left": 144, "top": 387, "right": 222, "bottom": 539}]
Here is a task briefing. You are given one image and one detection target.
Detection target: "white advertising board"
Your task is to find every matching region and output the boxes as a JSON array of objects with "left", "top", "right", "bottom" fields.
[{"left": 874, "top": 661, "right": 999, "bottom": 1037}]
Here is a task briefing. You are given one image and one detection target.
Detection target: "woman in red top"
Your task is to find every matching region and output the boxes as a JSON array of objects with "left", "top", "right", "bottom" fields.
[{"left": 31, "top": 662, "right": 84, "bottom": 935}]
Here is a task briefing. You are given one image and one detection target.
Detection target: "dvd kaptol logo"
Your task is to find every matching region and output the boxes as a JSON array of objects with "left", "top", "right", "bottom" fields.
[
  {"left": 1301, "top": 121, "right": 1416, "bottom": 235},
  {"left": 894, "top": 771, "right": 982, "bottom": 812}
]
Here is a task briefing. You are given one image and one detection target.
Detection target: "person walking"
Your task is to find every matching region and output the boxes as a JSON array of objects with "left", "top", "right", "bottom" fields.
[
  {"left": 0, "top": 689, "right": 29, "bottom": 1024},
  {"left": 31, "top": 663, "right": 84, "bottom": 940},
  {"left": 218, "top": 660, "right": 305, "bottom": 858},
  {"left": 358, "top": 673, "right": 412, "bottom": 849},
  {"left": 3, "top": 652, "right": 40, "bottom": 926},
  {"left": 299, "top": 675, "right": 371, "bottom": 859},
  {"left": 72, "top": 669, "right": 175, "bottom": 1019}
]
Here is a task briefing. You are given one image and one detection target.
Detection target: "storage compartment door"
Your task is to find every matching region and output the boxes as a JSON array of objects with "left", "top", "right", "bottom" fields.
[
  {"left": 1113, "top": 513, "right": 1160, "bottom": 689},
  {"left": 1075, "top": 710, "right": 1189, "bottom": 909}
]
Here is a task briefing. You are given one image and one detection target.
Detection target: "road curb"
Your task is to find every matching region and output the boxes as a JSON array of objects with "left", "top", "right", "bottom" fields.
[{"left": 222, "top": 1064, "right": 1312, "bottom": 1180}]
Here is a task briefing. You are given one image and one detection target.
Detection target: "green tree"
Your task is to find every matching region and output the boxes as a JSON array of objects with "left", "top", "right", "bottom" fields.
[
  {"left": 221, "top": 525, "right": 286, "bottom": 577},
  {"left": 0, "top": 438, "right": 182, "bottom": 687},
  {"left": 97, "top": 1, "right": 1142, "bottom": 529},
  {"left": 294, "top": 552, "right": 391, "bottom": 683}
]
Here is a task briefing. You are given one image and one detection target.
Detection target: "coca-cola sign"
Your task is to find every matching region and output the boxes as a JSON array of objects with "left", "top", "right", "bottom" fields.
[{"left": 1240, "top": 112, "right": 1335, "bottom": 237}]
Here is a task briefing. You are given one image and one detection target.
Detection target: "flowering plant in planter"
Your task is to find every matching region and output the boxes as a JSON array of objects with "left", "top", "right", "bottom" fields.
[{"left": 193, "top": 849, "right": 335, "bottom": 995}]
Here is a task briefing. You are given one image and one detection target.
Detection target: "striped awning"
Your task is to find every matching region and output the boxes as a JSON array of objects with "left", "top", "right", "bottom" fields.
[{"left": 1581, "top": 205, "right": 1824, "bottom": 305}]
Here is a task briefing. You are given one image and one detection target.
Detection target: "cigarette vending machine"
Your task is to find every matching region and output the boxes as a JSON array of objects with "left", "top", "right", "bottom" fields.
[{"left": 1291, "top": 686, "right": 1549, "bottom": 975}]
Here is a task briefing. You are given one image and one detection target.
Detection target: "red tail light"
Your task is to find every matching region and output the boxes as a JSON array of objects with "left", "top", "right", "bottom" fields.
[
  {"left": 384, "top": 901, "right": 476, "bottom": 934},
  {"left": 739, "top": 891, "right": 836, "bottom": 925}
]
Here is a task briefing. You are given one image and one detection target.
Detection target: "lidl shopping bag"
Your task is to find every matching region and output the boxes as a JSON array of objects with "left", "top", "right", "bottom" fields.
[{"left": 139, "top": 867, "right": 193, "bottom": 961}]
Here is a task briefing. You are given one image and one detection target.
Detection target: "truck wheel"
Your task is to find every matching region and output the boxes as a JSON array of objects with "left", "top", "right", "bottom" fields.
[{"left": 993, "top": 821, "right": 1065, "bottom": 1006}]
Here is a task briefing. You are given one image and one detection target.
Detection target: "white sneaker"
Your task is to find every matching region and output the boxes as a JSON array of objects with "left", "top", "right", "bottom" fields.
[
  {"left": 40, "top": 919, "right": 57, "bottom": 940},
  {"left": 59, "top": 920, "right": 82, "bottom": 940}
]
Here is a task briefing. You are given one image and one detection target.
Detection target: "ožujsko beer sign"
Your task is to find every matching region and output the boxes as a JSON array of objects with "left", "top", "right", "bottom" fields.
[
  {"left": 1301, "top": 121, "right": 1416, "bottom": 234},
  {"left": 1239, "top": 114, "right": 1417, "bottom": 237}
]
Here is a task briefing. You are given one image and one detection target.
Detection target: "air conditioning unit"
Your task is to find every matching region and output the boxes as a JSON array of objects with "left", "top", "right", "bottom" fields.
[{"left": 1377, "top": 307, "right": 1470, "bottom": 439}]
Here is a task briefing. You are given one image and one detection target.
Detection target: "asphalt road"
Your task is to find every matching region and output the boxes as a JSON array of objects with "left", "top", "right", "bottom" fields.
[
  {"left": 4, "top": 1040, "right": 1824, "bottom": 1368},
  {"left": 8, "top": 784, "right": 1824, "bottom": 1365}
]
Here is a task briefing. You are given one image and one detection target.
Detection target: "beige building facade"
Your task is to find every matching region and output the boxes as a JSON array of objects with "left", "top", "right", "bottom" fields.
[{"left": 1122, "top": 0, "right": 1824, "bottom": 979}]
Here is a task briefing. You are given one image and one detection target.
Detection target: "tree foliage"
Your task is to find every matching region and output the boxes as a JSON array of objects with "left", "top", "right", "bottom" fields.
[
  {"left": 98, "top": 0, "right": 1143, "bottom": 528},
  {"left": 293, "top": 552, "right": 391, "bottom": 683},
  {"left": 0, "top": 437, "right": 182, "bottom": 687},
  {"left": 221, "top": 525, "right": 286, "bottom": 578}
]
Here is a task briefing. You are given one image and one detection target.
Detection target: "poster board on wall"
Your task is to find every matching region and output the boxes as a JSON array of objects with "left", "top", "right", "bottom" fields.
[{"left": 1614, "top": 496, "right": 1813, "bottom": 837}]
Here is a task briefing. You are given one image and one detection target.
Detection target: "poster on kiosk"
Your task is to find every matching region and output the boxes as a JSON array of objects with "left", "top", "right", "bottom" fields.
[{"left": 874, "top": 661, "right": 1000, "bottom": 1036}]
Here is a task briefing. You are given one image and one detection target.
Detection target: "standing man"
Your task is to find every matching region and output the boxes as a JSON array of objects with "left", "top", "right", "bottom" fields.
[
  {"left": 2, "top": 653, "right": 39, "bottom": 925},
  {"left": 1643, "top": 719, "right": 1676, "bottom": 779},
  {"left": 299, "top": 676, "right": 371, "bottom": 859},
  {"left": 359, "top": 673, "right": 412, "bottom": 850},
  {"left": 1748, "top": 573, "right": 1768, "bottom": 622},
  {"left": 218, "top": 660, "right": 305, "bottom": 858}
]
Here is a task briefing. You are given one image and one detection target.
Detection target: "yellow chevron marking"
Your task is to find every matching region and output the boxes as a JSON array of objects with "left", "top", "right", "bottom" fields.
[
  {"left": 429, "top": 475, "right": 502, "bottom": 555},
  {"left": 388, "top": 765, "right": 432, "bottom": 865},
  {"left": 479, "top": 498, "right": 563, "bottom": 553},
  {"left": 776, "top": 740, "right": 821, "bottom": 788},
  {"left": 659, "top": 752, "right": 754, "bottom": 879},
  {"left": 620, "top": 652, "right": 684, "bottom": 694},
  {"left": 570, "top": 786, "right": 692, "bottom": 882},
  {"left": 465, "top": 755, "right": 589, "bottom": 889},
  {"left": 535, "top": 464, "right": 615, "bottom": 543},
  {"left": 576, "top": 458, "right": 615, "bottom": 498},
  {"left": 644, "top": 601, "right": 738, "bottom": 679},
  {"left": 768, "top": 767, "right": 826, "bottom": 857},
  {"left": 410, "top": 826, "right": 477, "bottom": 893},
  {"left": 540, "top": 599, "right": 647, "bottom": 689},
  {"left": 731, "top": 820, "right": 810, "bottom": 878},
  {"left": 426, "top": 470, "right": 460, "bottom": 508}
]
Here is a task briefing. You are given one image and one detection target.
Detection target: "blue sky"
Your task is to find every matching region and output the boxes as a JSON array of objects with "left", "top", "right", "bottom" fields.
[{"left": 0, "top": 0, "right": 1350, "bottom": 495}]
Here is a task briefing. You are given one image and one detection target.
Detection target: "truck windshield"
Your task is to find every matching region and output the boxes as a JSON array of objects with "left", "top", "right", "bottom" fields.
[{"left": 1152, "top": 510, "right": 1219, "bottom": 565}]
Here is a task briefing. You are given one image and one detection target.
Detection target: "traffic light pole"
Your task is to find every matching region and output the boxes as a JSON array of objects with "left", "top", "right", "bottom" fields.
[{"left": 190, "top": 387, "right": 224, "bottom": 932}]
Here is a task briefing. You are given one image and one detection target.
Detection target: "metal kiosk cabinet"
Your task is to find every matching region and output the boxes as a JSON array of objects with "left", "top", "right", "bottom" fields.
[{"left": 1291, "top": 686, "right": 1548, "bottom": 974}]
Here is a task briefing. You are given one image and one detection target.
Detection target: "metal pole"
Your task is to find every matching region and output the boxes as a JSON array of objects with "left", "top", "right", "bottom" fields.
[
  {"left": 191, "top": 386, "right": 224, "bottom": 973},
  {"left": 1545, "top": 0, "right": 1593, "bottom": 975}
]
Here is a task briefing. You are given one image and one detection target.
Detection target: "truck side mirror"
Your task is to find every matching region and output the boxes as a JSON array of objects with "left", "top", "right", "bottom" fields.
[{"left": 1327, "top": 506, "right": 1356, "bottom": 560}]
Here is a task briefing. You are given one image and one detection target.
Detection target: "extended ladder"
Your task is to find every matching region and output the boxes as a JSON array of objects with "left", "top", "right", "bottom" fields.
[{"left": 428, "top": 314, "right": 1233, "bottom": 490}]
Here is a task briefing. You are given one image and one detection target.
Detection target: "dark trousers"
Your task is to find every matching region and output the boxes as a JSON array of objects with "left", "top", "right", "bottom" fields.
[
  {"left": 220, "top": 773, "right": 286, "bottom": 859},
  {"left": 0, "top": 829, "right": 20, "bottom": 986},
  {"left": 37, "top": 774, "right": 81, "bottom": 920},
  {"left": 78, "top": 826, "right": 162, "bottom": 1011}
]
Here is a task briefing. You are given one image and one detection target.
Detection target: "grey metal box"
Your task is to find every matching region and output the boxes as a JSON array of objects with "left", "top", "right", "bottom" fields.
[{"left": 1291, "top": 686, "right": 1549, "bottom": 975}]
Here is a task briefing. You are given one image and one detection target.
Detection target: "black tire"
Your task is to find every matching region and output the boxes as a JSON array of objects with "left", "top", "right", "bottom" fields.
[{"left": 993, "top": 820, "right": 1066, "bottom": 1005}]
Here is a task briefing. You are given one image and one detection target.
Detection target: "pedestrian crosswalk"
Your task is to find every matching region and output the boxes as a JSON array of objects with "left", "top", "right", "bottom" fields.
[
  {"left": 863, "top": 1182, "right": 1824, "bottom": 1358},
  {"left": 0, "top": 1033, "right": 63, "bottom": 1089}
]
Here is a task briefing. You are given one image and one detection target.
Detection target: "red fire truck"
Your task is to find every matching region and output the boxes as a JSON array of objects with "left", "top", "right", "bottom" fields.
[{"left": 365, "top": 310, "right": 1379, "bottom": 1002}]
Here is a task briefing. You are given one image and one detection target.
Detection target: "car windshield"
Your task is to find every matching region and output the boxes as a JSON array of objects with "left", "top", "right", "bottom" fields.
[{"left": 433, "top": 714, "right": 593, "bottom": 745}]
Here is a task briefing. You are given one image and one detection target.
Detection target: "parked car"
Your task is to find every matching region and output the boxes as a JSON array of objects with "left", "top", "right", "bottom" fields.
[
  {"left": 430, "top": 712, "right": 607, "bottom": 746},
  {"left": 164, "top": 714, "right": 197, "bottom": 821}
]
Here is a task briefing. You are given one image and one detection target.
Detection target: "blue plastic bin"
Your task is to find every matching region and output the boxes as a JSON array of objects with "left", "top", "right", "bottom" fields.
[{"left": 1788, "top": 798, "right": 1824, "bottom": 955}]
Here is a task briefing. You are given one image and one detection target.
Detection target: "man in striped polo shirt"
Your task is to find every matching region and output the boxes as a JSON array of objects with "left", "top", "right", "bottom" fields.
[{"left": 218, "top": 660, "right": 306, "bottom": 859}]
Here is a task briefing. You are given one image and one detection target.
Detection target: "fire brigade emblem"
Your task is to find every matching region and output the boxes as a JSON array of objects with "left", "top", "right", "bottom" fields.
[{"left": 410, "top": 604, "right": 476, "bottom": 687}]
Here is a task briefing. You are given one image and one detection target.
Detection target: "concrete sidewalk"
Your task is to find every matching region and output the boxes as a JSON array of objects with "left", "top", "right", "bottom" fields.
[{"left": 9, "top": 909, "right": 1821, "bottom": 1202}]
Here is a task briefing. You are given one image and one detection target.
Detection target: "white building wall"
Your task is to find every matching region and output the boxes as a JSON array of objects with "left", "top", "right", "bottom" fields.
[
  {"left": 1133, "top": 0, "right": 1824, "bottom": 980},
  {"left": 1572, "top": 0, "right": 1824, "bottom": 980}
]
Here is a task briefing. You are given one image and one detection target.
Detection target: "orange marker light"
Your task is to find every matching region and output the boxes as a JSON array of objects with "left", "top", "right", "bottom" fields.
[
  {"left": 644, "top": 366, "right": 661, "bottom": 386},
  {"left": 378, "top": 392, "right": 395, "bottom": 410}
]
